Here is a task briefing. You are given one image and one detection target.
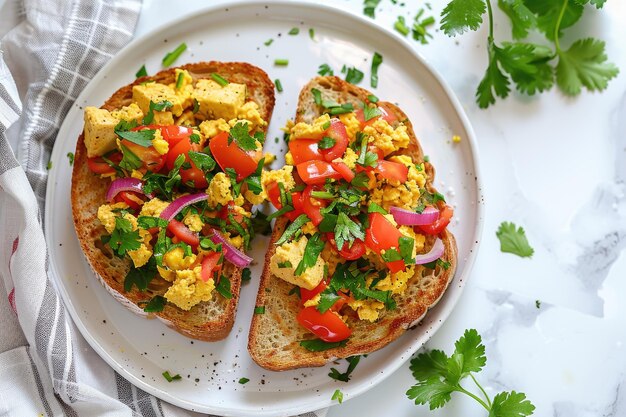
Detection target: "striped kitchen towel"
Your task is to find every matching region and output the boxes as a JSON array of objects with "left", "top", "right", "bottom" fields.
[{"left": 0, "top": 0, "right": 325, "bottom": 415}]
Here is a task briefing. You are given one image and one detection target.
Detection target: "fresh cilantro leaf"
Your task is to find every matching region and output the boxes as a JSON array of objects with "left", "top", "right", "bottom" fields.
[
  {"left": 334, "top": 212, "right": 365, "bottom": 251},
  {"left": 275, "top": 214, "right": 310, "bottom": 245},
  {"left": 114, "top": 119, "right": 138, "bottom": 132},
  {"left": 454, "top": 328, "right": 487, "bottom": 374},
  {"left": 410, "top": 349, "right": 450, "bottom": 382},
  {"left": 368, "top": 202, "right": 387, "bottom": 215},
  {"left": 328, "top": 355, "right": 361, "bottom": 382},
  {"left": 496, "top": 221, "right": 534, "bottom": 258},
  {"left": 399, "top": 236, "right": 415, "bottom": 263},
  {"left": 362, "top": 105, "right": 382, "bottom": 121},
  {"left": 254, "top": 306, "right": 265, "bottom": 314},
  {"left": 364, "top": 0, "right": 381, "bottom": 18},
  {"left": 351, "top": 172, "right": 370, "bottom": 188},
  {"left": 497, "top": 42, "right": 554, "bottom": 95},
  {"left": 162, "top": 42, "right": 187, "bottom": 67},
  {"left": 188, "top": 151, "right": 216, "bottom": 172},
  {"left": 490, "top": 391, "right": 536, "bottom": 417},
  {"left": 525, "top": 0, "right": 583, "bottom": 41},
  {"left": 358, "top": 152, "right": 378, "bottom": 169},
  {"left": 242, "top": 268, "right": 252, "bottom": 282},
  {"left": 143, "top": 100, "right": 173, "bottom": 125},
  {"left": 406, "top": 377, "right": 455, "bottom": 410},
  {"left": 118, "top": 143, "right": 143, "bottom": 171},
  {"left": 300, "top": 338, "right": 348, "bottom": 352},
  {"left": 162, "top": 371, "right": 181, "bottom": 382},
  {"left": 440, "top": 0, "right": 486, "bottom": 36},
  {"left": 137, "top": 216, "right": 169, "bottom": 229},
  {"left": 135, "top": 65, "right": 147, "bottom": 78},
  {"left": 142, "top": 295, "right": 166, "bottom": 312},
  {"left": 317, "top": 289, "right": 341, "bottom": 313},
  {"left": 294, "top": 233, "right": 325, "bottom": 276},
  {"left": 318, "top": 136, "right": 336, "bottom": 150},
  {"left": 498, "top": 0, "right": 536, "bottom": 39},
  {"left": 67, "top": 152, "right": 74, "bottom": 166},
  {"left": 318, "top": 63, "right": 334, "bottom": 76},
  {"left": 229, "top": 122, "right": 258, "bottom": 152},
  {"left": 215, "top": 275, "right": 233, "bottom": 299},
  {"left": 116, "top": 129, "right": 155, "bottom": 147},
  {"left": 381, "top": 248, "right": 402, "bottom": 263},
  {"left": 238, "top": 377, "right": 250, "bottom": 384},
  {"left": 394, "top": 15, "right": 410, "bottom": 36},
  {"left": 245, "top": 158, "right": 264, "bottom": 194},
  {"left": 109, "top": 216, "right": 142, "bottom": 256},
  {"left": 123, "top": 260, "right": 157, "bottom": 292},
  {"left": 476, "top": 50, "right": 511, "bottom": 109},
  {"left": 556, "top": 38, "right": 619, "bottom": 96},
  {"left": 332, "top": 389, "right": 344, "bottom": 404},
  {"left": 345, "top": 67, "right": 364, "bottom": 85},
  {"left": 318, "top": 213, "right": 338, "bottom": 233},
  {"left": 189, "top": 133, "right": 200, "bottom": 144}
]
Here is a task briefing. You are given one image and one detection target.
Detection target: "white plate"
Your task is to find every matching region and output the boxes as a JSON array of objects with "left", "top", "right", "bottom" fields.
[{"left": 45, "top": 1, "right": 483, "bottom": 415}]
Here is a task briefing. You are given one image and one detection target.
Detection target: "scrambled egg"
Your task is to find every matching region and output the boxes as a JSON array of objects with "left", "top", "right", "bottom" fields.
[
  {"left": 270, "top": 235, "right": 325, "bottom": 290},
  {"left": 193, "top": 79, "right": 246, "bottom": 120},
  {"left": 199, "top": 118, "right": 230, "bottom": 139},
  {"left": 128, "top": 229, "right": 152, "bottom": 268},
  {"left": 159, "top": 247, "right": 198, "bottom": 282},
  {"left": 176, "top": 110, "right": 196, "bottom": 126},
  {"left": 389, "top": 155, "right": 427, "bottom": 186},
  {"left": 289, "top": 114, "right": 330, "bottom": 139},
  {"left": 244, "top": 165, "right": 296, "bottom": 205},
  {"left": 183, "top": 213, "right": 204, "bottom": 232},
  {"left": 304, "top": 293, "right": 321, "bottom": 308},
  {"left": 369, "top": 179, "right": 421, "bottom": 211},
  {"left": 363, "top": 118, "right": 410, "bottom": 156},
  {"left": 341, "top": 148, "right": 359, "bottom": 169},
  {"left": 170, "top": 69, "right": 195, "bottom": 109},
  {"left": 139, "top": 198, "right": 170, "bottom": 218},
  {"left": 339, "top": 112, "right": 361, "bottom": 141},
  {"left": 347, "top": 299, "right": 385, "bottom": 322},
  {"left": 152, "top": 129, "right": 169, "bottom": 155},
  {"left": 321, "top": 242, "right": 345, "bottom": 276},
  {"left": 206, "top": 172, "right": 233, "bottom": 207},
  {"left": 237, "top": 101, "right": 266, "bottom": 129},
  {"left": 132, "top": 82, "right": 184, "bottom": 117},
  {"left": 284, "top": 151, "right": 294, "bottom": 166},
  {"left": 164, "top": 266, "right": 215, "bottom": 311},
  {"left": 373, "top": 266, "right": 415, "bottom": 295}
]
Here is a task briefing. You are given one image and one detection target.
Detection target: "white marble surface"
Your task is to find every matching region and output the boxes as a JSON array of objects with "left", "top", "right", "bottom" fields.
[{"left": 108, "top": 0, "right": 626, "bottom": 415}]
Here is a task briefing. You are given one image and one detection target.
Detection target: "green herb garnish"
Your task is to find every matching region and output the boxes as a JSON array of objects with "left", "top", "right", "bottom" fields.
[
  {"left": 496, "top": 221, "right": 534, "bottom": 258},
  {"left": 162, "top": 42, "right": 187, "bottom": 67}
]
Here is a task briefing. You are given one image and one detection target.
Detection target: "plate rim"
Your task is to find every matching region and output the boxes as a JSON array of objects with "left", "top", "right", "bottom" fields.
[{"left": 44, "top": 1, "right": 484, "bottom": 415}]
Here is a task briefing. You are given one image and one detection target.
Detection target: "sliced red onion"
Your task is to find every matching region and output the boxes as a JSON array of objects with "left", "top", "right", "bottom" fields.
[
  {"left": 106, "top": 177, "right": 152, "bottom": 202},
  {"left": 390, "top": 206, "right": 439, "bottom": 226},
  {"left": 210, "top": 230, "right": 253, "bottom": 268},
  {"left": 159, "top": 193, "right": 209, "bottom": 221},
  {"left": 414, "top": 238, "right": 445, "bottom": 265}
]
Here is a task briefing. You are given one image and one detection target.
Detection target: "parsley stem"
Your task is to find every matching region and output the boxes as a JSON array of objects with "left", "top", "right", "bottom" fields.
[
  {"left": 470, "top": 374, "right": 492, "bottom": 408},
  {"left": 554, "top": 0, "right": 569, "bottom": 53},
  {"left": 485, "top": 0, "right": 494, "bottom": 43},
  {"left": 455, "top": 386, "right": 491, "bottom": 412}
]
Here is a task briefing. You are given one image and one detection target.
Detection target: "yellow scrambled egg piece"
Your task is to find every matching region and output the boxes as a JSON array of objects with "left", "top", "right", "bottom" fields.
[
  {"left": 244, "top": 165, "right": 296, "bottom": 205},
  {"left": 132, "top": 82, "right": 184, "bottom": 117},
  {"left": 347, "top": 299, "right": 385, "bottom": 322},
  {"left": 237, "top": 101, "right": 266, "bottom": 129},
  {"left": 341, "top": 148, "right": 359, "bottom": 169},
  {"left": 374, "top": 266, "right": 415, "bottom": 295},
  {"left": 131, "top": 170, "right": 143, "bottom": 179},
  {"left": 139, "top": 198, "right": 170, "bottom": 218},
  {"left": 183, "top": 213, "right": 204, "bottom": 232},
  {"left": 199, "top": 118, "right": 230, "bottom": 139},
  {"left": 163, "top": 247, "right": 197, "bottom": 271},
  {"left": 289, "top": 114, "right": 331, "bottom": 139},
  {"left": 152, "top": 130, "right": 169, "bottom": 155},
  {"left": 128, "top": 229, "right": 153, "bottom": 268},
  {"left": 304, "top": 293, "right": 321, "bottom": 308},
  {"left": 206, "top": 172, "right": 233, "bottom": 207},
  {"left": 164, "top": 266, "right": 215, "bottom": 311},
  {"left": 363, "top": 118, "right": 410, "bottom": 156},
  {"left": 110, "top": 103, "right": 143, "bottom": 123},
  {"left": 389, "top": 155, "right": 427, "bottom": 187},
  {"left": 370, "top": 179, "right": 421, "bottom": 211},
  {"left": 97, "top": 202, "right": 130, "bottom": 233},
  {"left": 321, "top": 242, "right": 345, "bottom": 276},
  {"left": 339, "top": 112, "right": 361, "bottom": 141},
  {"left": 269, "top": 235, "right": 325, "bottom": 290},
  {"left": 284, "top": 151, "right": 294, "bottom": 166}
]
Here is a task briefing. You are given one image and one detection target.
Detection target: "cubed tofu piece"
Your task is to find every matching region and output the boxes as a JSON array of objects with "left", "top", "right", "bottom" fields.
[
  {"left": 269, "top": 236, "right": 325, "bottom": 290},
  {"left": 83, "top": 107, "right": 118, "bottom": 157},
  {"left": 193, "top": 79, "right": 246, "bottom": 120},
  {"left": 132, "top": 82, "right": 184, "bottom": 116},
  {"left": 110, "top": 103, "right": 143, "bottom": 123}
]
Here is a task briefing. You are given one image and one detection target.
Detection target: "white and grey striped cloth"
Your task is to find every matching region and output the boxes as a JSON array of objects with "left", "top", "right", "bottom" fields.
[{"left": 0, "top": 1, "right": 322, "bottom": 416}]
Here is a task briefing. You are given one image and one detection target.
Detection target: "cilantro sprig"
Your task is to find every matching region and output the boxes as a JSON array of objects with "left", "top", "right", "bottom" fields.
[
  {"left": 496, "top": 221, "right": 534, "bottom": 258},
  {"left": 441, "top": 0, "right": 618, "bottom": 108},
  {"left": 407, "top": 329, "right": 535, "bottom": 416}
]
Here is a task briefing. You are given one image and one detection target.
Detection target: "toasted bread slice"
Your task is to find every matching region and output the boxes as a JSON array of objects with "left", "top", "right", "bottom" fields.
[
  {"left": 71, "top": 62, "right": 275, "bottom": 341},
  {"left": 248, "top": 76, "right": 457, "bottom": 369}
]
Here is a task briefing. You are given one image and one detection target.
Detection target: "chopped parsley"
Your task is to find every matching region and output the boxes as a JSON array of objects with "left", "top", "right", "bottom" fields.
[
  {"left": 109, "top": 216, "right": 142, "bottom": 256},
  {"left": 242, "top": 267, "right": 252, "bottom": 282},
  {"left": 277, "top": 261, "right": 293, "bottom": 268},
  {"left": 275, "top": 214, "right": 310, "bottom": 245},
  {"left": 116, "top": 129, "right": 155, "bottom": 147},
  {"left": 215, "top": 275, "right": 233, "bottom": 299},
  {"left": 228, "top": 122, "right": 258, "bottom": 151},
  {"left": 142, "top": 295, "right": 166, "bottom": 312},
  {"left": 188, "top": 151, "right": 216, "bottom": 172},
  {"left": 143, "top": 100, "right": 173, "bottom": 125},
  {"left": 309, "top": 28, "right": 315, "bottom": 40},
  {"left": 371, "top": 52, "right": 383, "bottom": 88},
  {"left": 238, "top": 377, "right": 250, "bottom": 384},
  {"left": 264, "top": 38, "right": 274, "bottom": 46},
  {"left": 294, "top": 233, "right": 325, "bottom": 276},
  {"left": 334, "top": 213, "right": 365, "bottom": 251},
  {"left": 318, "top": 63, "right": 334, "bottom": 76},
  {"left": 123, "top": 259, "right": 157, "bottom": 292},
  {"left": 328, "top": 355, "right": 361, "bottom": 382},
  {"left": 317, "top": 136, "right": 336, "bottom": 150},
  {"left": 364, "top": 0, "right": 382, "bottom": 18},
  {"left": 67, "top": 152, "right": 74, "bottom": 166},
  {"left": 332, "top": 389, "right": 344, "bottom": 404},
  {"left": 254, "top": 306, "right": 266, "bottom": 314},
  {"left": 300, "top": 338, "right": 348, "bottom": 352},
  {"left": 496, "top": 221, "right": 534, "bottom": 258},
  {"left": 345, "top": 67, "right": 364, "bottom": 84},
  {"left": 288, "top": 27, "right": 299, "bottom": 35}
]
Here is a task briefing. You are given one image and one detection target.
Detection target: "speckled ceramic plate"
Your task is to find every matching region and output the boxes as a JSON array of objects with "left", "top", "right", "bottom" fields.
[{"left": 45, "top": 1, "right": 483, "bottom": 415}]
